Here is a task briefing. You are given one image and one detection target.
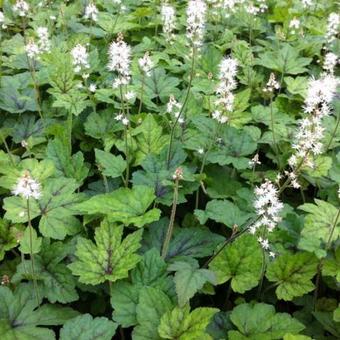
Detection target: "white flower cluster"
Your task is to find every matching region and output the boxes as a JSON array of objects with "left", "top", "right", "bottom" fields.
[
  {"left": 36, "top": 27, "right": 51, "bottom": 53},
  {"left": 84, "top": 2, "right": 98, "bottom": 22},
  {"left": 12, "top": 170, "right": 41, "bottom": 200},
  {"left": 303, "top": 75, "right": 338, "bottom": 117},
  {"left": 288, "top": 75, "right": 339, "bottom": 169},
  {"left": 13, "top": 0, "right": 30, "bottom": 17},
  {"left": 186, "top": 0, "right": 207, "bottom": 48},
  {"left": 289, "top": 18, "right": 300, "bottom": 34},
  {"left": 213, "top": 57, "right": 238, "bottom": 123},
  {"left": 263, "top": 73, "right": 280, "bottom": 93},
  {"left": 301, "top": 0, "right": 313, "bottom": 8},
  {"left": 245, "top": 0, "right": 268, "bottom": 16},
  {"left": 0, "top": 11, "right": 7, "bottom": 29},
  {"left": 207, "top": 0, "right": 238, "bottom": 18},
  {"left": 25, "top": 27, "right": 51, "bottom": 60},
  {"left": 115, "top": 113, "right": 129, "bottom": 126},
  {"left": 108, "top": 34, "right": 132, "bottom": 88},
  {"left": 25, "top": 40, "right": 40, "bottom": 59},
  {"left": 250, "top": 179, "right": 283, "bottom": 235},
  {"left": 323, "top": 52, "right": 338, "bottom": 75},
  {"left": 325, "top": 13, "right": 339, "bottom": 46},
  {"left": 71, "top": 44, "right": 90, "bottom": 73},
  {"left": 161, "top": 4, "right": 176, "bottom": 42},
  {"left": 167, "top": 95, "right": 184, "bottom": 124},
  {"left": 138, "top": 52, "right": 153, "bottom": 77}
]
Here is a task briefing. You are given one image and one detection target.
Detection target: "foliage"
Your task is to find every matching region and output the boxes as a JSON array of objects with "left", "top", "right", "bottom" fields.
[{"left": 0, "top": 0, "right": 339, "bottom": 339}]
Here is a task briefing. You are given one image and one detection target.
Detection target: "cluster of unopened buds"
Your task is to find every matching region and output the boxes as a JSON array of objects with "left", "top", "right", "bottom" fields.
[
  {"left": 263, "top": 73, "right": 280, "bottom": 93},
  {"left": 172, "top": 167, "right": 184, "bottom": 181}
]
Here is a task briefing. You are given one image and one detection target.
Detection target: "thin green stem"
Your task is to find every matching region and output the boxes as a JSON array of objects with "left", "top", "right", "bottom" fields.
[
  {"left": 124, "top": 126, "right": 130, "bottom": 187},
  {"left": 0, "top": 133, "right": 16, "bottom": 167},
  {"left": 269, "top": 97, "right": 279, "bottom": 163},
  {"left": 257, "top": 247, "right": 267, "bottom": 300},
  {"left": 27, "top": 199, "right": 40, "bottom": 305},
  {"left": 161, "top": 179, "right": 179, "bottom": 259},
  {"left": 67, "top": 110, "right": 73, "bottom": 156},
  {"left": 166, "top": 49, "right": 196, "bottom": 168}
]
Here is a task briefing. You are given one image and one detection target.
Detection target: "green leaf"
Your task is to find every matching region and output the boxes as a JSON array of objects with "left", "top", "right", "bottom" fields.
[
  {"left": 0, "top": 73, "right": 37, "bottom": 113},
  {"left": 0, "top": 284, "right": 78, "bottom": 340},
  {"left": 76, "top": 185, "right": 160, "bottom": 227},
  {"left": 142, "top": 219, "right": 224, "bottom": 260},
  {"left": 209, "top": 234, "right": 262, "bottom": 293},
  {"left": 129, "top": 114, "right": 169, "bottom": 165},
  {"left": 195, "top": 200, "right": 252, "bottom": 228},
  {"left": 158, "top": 305, "right": 219, "bottom": 340},
  {"left": 95, "top": 149, "right": 126, "bottom": 178},
  {"left": 266, "top": 252, "right": 318, "bottom": 301},
  {"left": 13, "top": 241, "right": 78, "bottom": 304},
  {"left": 111, "top": 249, "right": 174, "bottom": 327},
  {"left": 46, "top": 139, "right": 89, "bottom": 184},
  {"left": 323, "top": 247, "right": 340, "bottom": 282},
  {"left": 60, "top": 314, "right": 118, "bottom": 340},
  {"left": 285, "top": 76, "right": 308, "bottom": 96},
  {"left": 168, "top": 260, "right": 215, "bottom": 307},
  {"left": 304, "top": 156, "right": 332, "bottom": 178},
  {"left": 137, "top": 68, "right": 180, "bottom": 105},
  {"left": 133, "top": 287, "right": 173, "bottom": 340},
  {"left": 256, "top": 44, "right": 312, "bottom": 75},
  {"left": 111, "top": 281, "right": 140, "bottom": 327},
  {"left": 52, "top": 90, "right": 90, "bottom": 116},
  {"left": 207, "top": 126, "right": 257, "bottom": 169},
  {"left": 229, "top": 303, "right": 305, "bottom": 339},
  {"left": 68, "top": 220, "right": 143, "bottom": 285},
  {"left": 0, "top": 219, "right": 23, "bottom": 261},
  {"left": 4, "top": 177, "right": 84, "bottom": 240},
  {"left": 298, "top": 200, "right": 340, "bottom": 258},
  {"left": 19, "top": 227, "right": 42, "bottom": 255}
]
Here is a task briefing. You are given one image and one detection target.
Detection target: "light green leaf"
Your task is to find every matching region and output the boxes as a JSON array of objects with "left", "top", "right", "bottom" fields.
[
  {"left": 129, "top": 114, "right": 169, "bottom": 165},
  {"left": 195, "top": 200, "right": 252, "bottom": 228},
  {"left": 209, "top": 234, "right": 262, "bottom": 293},
  {"left": 19, "top": 227, "right": 42, "bottom": 255},
  {"left": 95, "top": 149, "right": 126, "bottom": 178},
  {"left": 256, "top": 44, "right": 312, "bottom": 75},
  {"left": 168, "top": 261, "right": 215, "bottom": 307},
  {"left": 0, "top": 284, "right": 78, "bottom": 340},
  {"left": 304, "top": 156, "right": 332, "bottom": 178},
  {"left": 60, "top": 314, "right": 118, "bottom": 340},
  {"left": 68, "top": 220, "right": 143, "bottom": 285},
  {"left": 133, "top": 287, "right": 173, "bottom": 340},
  {"left": 229, "top": 303, "right": 305, "bottom": 339},
  {"left": 76, "top": 185, "right": 160, "bottom": 227},
  {"left": 266, "top": 252, "right": 318, "bottom": 301},
  {"left": 285, "top": 76, "right": 308, "bottom": 96},
  {"left": 158, "top": 305, "right": 219, "bottom": 340},
  {"left": 298, "top": 200, "right": 340, "bottom": 258}
]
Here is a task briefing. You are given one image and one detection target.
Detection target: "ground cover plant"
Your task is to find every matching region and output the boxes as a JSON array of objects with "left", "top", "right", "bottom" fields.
[{"left": 0, "top": 0, "right": 339, "bottom": 339}]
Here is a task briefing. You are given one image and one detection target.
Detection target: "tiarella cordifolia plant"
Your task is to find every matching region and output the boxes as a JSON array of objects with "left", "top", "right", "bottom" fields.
[{"left": 0, "top": 1, "right": 339, "bottom": 339}]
